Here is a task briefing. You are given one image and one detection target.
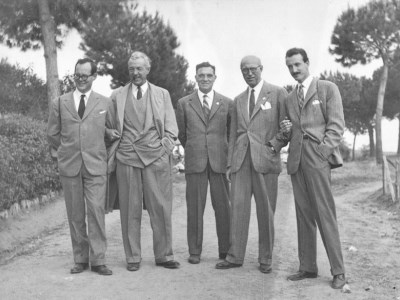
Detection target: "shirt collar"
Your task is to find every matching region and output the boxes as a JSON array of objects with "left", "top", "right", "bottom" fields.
[
  {"left": 132, "top": 81, "right": 148, "bottom": 94},
  {"left": 74, "top": 89, "right": 92, "bottom": 101},
  {"left": 198, "top": 89, "right": 214, "bottom": 103},
  {"left": 299, "top": 76, "right": 312, "bottom": 92}
]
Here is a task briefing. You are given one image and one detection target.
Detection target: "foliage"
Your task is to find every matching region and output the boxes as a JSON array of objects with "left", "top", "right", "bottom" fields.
[
  {"left": 0, "top": 59, "right": 48, "bottom": 120},
  {"left": 79, "top": 4, "right": 195, "bottom": 106},
  {"left": 0, "top": 114, "right": 61, "bottom": 211},
  {"left": 329, "top": 0, "right": 400, "bottom": 163}
]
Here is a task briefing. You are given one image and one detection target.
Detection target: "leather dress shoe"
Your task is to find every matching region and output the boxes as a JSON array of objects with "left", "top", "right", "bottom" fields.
[
  {"left": 331, "top": 274, "right": 346, "bottom": 289},
  {"left": 156, "top": 260, "right": 180, "bottom": 269},
  {"left": 70, "top": 263, "right": 89, "bottom": 274},
  {"left": 219, "top": 253, "right": 227, "bottom": 259},
  {"left": 287, "top": 271, "right": 318, "bottom": 281},
  {"left": 188, "top": 255, "right": 200, "bottom": 264},
  {"left": 215, "top": 260, "right": 242, "bottom": 269},
  {"left": 91, "top": 265, "right": 113, "bottom": 275},
  {"left": 259, "top": 264, "right": 272, "bottom": 274},
  {"left": 127, "top": 262, "right": 140, "bottom": 271}
]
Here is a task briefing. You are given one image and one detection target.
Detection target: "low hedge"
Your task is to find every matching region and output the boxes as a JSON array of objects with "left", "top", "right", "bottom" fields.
[{"left": 0, "top": 114, "right": 61, "bottom": 211}]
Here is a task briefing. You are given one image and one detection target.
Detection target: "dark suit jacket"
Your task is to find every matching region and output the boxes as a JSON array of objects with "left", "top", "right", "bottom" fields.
[
  {"left": 285, "top": 78, "right": 345, "bottom": 175},
  {"left": 176, "top": 91, "right": 233, "bottom": 174},
  {"left": 228, "top": 81, "right": 288, "bottom": 174},
  {"left": 47, "top": 91, "right": 112, "bottom": 177}
]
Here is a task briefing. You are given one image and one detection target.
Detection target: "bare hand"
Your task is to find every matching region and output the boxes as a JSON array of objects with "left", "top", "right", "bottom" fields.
[
  {"left": 280, "top": 118, "right": 292, "bottom": 133},
  {"left": 110, "top": 129, "right": 121, "bottom": 141}
]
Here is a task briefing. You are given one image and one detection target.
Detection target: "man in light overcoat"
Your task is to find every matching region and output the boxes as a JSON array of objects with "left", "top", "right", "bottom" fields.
[
  {"left": 107, "top": 51, "right": 180, "bottom": 271},
  {"left": 176, "top": 62, "right": 232, "bottom": 264}
]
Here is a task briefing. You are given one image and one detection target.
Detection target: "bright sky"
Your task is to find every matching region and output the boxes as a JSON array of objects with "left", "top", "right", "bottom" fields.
[{"left": 0, "top": 0, "right": 397, "bottom": 152}]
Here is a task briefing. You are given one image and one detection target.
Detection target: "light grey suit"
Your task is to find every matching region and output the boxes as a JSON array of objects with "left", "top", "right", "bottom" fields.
[
  {"left": 226, "top": 81, "right": 288, "bottom": 265},
  {"left": 47, "top": 91, "right": 112, "bottom": 266},
  {"left": 176, "top": 90, "right": 233, "bottom": 257},
  {"left": 285, "top": 77, "right": 345, "bottom": 276}
]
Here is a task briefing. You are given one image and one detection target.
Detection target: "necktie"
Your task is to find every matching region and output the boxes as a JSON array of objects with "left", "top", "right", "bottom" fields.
[
  {"left": 78, "top": 94, "right": 85, "bottom": 119},
  {"left": 298, "top": 84, "right": 304, "bottom": 108},
  {"left": 249, "top": 89, "right": 255, "bottom": 117},
  {"left": 137, "top": 85, "right": 142, "bottom": 100},
  {"left": 203, "top": 95, "right": 210, "bottom": 120}
]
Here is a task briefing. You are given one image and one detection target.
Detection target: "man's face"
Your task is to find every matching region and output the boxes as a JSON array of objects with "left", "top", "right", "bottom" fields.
[
  {"left": 241, "top": 57, "right": 263, "bottom": 88},
  {"left": 195, "top": 67, "right": 216, "bottom": 94},
  {"left": 128, "top": 57, "right": 150, "bottom": 86},
  {"left": 74, "top": 62, "right": 96, "bottom": 93},
  {"left": 285, "top": 53, "right": 310, "bottom": 83}
]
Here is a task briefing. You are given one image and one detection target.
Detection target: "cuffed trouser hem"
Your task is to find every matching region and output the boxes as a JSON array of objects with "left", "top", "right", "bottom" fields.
[
  {"left": 126, "top": 257, "right": 142, "bottom": 264},
  {"left": 258, "top": 258, "right": 272, "bottom": 265},
  {"left": 90, "top": 259, "right": 106, "bottom": 266},
  {"left": 226, "top": 254, "right": 243, "bottom": 265},
  {"left": 155, "top": 255, "right": 174, "bottom": 264}
]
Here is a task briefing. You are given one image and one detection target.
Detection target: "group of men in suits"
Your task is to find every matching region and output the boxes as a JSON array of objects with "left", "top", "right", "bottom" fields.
[{"left": 47, "top": 47, "right": 346, "bottom": 289}]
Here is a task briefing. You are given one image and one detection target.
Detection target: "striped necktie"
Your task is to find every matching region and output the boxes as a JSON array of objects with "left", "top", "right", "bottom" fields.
[
  {"left": 297, "top": 84, "right": 304, "bottom": 108},
  {"left": 203, "top": 95, "right": 210, "bottom": 120}
]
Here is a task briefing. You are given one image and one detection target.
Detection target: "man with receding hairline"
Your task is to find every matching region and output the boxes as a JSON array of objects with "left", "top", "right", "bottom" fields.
[
  {"left": 216, "top": 55, "right": 288, "bottom": 273},
  {"left": 107, "top": 51, "right": 180, "bottom": 271}
]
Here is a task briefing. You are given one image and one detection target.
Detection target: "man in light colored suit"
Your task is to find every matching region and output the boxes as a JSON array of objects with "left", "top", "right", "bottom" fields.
[
  {"left": 216, "top": 55, "right": 288, "bottom": 273},
  {"left": 107, "top": 51, "right": 180, "bottom": 271},
  {"left": 176, "top": 62, "right": 232, "bottom": 264},
  {"left": 47, "top": 58, "right": 112, "bottom": 275},
  {"left": 282, "top": 48, "right": 346, "bottom": 289}
]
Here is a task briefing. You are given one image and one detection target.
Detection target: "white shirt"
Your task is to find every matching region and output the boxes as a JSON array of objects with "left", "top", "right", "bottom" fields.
[
  {"left": 298, "top": 75, "right": 313, "bottom": 99},
  {"left": 247, "top": 79, "right": 264, "bottom": 114},
  {"left": 198, "top": 90, "right": 214, "bottom": 107},
  {"left": 132, "top": 81, "right": 149, "bottom": 98},
  {"left": 73, "top": 89, "right": 92, "bottom": 111}
]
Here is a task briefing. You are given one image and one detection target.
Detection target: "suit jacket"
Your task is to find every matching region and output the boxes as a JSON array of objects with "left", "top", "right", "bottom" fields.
[
  {"left": 228, "top": 81, "right": 288, "bottom": 174},
  {"left": 285, "top": 78, "right": 345, "bottom": 175},
  {"left": 47, "top": 91, "right": 112, "bottom": 177},
  {"left": 105, "top": 82, "right": 178, "bottom": 211},
  {"left": 176, "top": 91, "right": 233, "bottom": 174}
]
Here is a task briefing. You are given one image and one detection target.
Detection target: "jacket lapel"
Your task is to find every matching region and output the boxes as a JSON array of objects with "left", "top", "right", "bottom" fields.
[
  {"left": 148, "top": 82, "right": 163, "bottom": 137},
  {"left": 303, "top": 78, "right": 317, "bottom": 107},
  {"left": 63, "top": 92, "right": 79, "bottom": 119},
  {"left": 209, "top": 92, "right": 223, "bottom": 121},
  {"left": 82, "top": 92, "right": 100, "bottom": 120},
  {"left": 116, "top": 84, "right": 131, "bottom": 132},
  {"left": 238, "top": 91, "right": 249, "bottom": 125},
  {"left": 250, "top": 81, "right": 270, "bottom": 120},
  {"left": 189, "top": 92, "right": 206, "bottom": 124}
]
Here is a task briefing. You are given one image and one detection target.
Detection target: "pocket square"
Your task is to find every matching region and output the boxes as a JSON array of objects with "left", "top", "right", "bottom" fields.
[
  {"left": 99, "top": 110, "right": 106, "bottom": 114},
  {"left": 261, "top": 102, "right": 271, "bottom": 110},
  {"left": 312, "top": 100, "right": 321, "bottom": 105}
]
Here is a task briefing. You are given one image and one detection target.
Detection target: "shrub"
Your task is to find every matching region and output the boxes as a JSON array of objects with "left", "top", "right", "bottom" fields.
[{"left": 0, "top": 114, "right": 61, "bottom": 211}]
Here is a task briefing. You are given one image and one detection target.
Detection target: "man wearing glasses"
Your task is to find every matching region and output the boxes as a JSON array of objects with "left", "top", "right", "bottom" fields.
[
  {"left": 47, "top": 58, "right": 113, "bottom": 275},
  {"left": 216, "top": 55, "right": 288, "bottom": 273}
]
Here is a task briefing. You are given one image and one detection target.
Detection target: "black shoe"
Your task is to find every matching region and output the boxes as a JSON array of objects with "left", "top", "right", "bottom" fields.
[
  {"left": 188, "top": 255, "right": 200, "bottom": 264},
  {"left": 331, "top": 274, "right": 346, "bottom": 289},
  {"left": 215, "top": 260, "right": 242, "bottom": 269},
  {"left": 259, "top": 264, "right": 272, "bottom": 274},
  {"left": 287, "top": 271, "right": 318, "bottom": 281},
  {"left": 156, "top": 260, "right": 180, "bottom": 269},
  {"left": 127, "top": 262, "right": 140, "bottom": 271},
  {"left": 70, "top": 263, "right": 89, "bottom": 274},
  {"left": 219, "top": 253, "right": 227, "bottom": 259},
  {"left": 91, "top": 265, "right": 113, "bottom": 275}
]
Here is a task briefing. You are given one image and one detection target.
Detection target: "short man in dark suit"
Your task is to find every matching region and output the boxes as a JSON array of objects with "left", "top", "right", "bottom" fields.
[
  {"left": 282, "top": 48, "right": 346, "bottom": 289},
  {"left": 176, "top": 62, "right": 232, "bottom": 264},
  {"left": 47, "top": 58, "right": 112, "bottom": 275},
  {"left": 216, "top": 55, "right": 288, "bottom": 273}
]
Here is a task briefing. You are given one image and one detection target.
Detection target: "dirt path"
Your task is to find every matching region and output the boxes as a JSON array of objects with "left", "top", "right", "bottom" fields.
[{"left": 0, "top": 171, "right": 399, "bottom": 299}]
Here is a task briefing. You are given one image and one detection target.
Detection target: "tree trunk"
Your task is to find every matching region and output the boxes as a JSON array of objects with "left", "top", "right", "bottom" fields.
[
  {"left": 367, "top": 123, "right": 375, "bottom": 157},
  {"left": 398, "top": 116, "right": 400, "bottom": 155},
  {"left": 375, "top": 61, "right": 389, "bottom": 164},
  {"left": 352, "top": 133, "right": 357, "bottom": 161},
  {"left": 37, "top": 0, "right": 60, "bottom": 114}
]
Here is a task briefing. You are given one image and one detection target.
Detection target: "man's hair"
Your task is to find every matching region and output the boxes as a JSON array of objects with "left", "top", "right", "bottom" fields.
[
  {"left": 75, "top": 58, "right": 97, "bottom": 74},
  {"left": 285, "top": 48, "right": 309, "bottom": 63},
  {"left": 196, "top": 62, "right": 216, "bottom": 74},
  {"left": 129, "top": 51, "right": 152, "bottom": 68}
]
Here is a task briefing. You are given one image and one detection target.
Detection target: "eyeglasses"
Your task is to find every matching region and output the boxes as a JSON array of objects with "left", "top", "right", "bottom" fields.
[
  {"left": 241, "top": 66, "right": 261, "bottom": 75},
  {"left": 73, "top": 73, "right": 94, "bottom": 81}
]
